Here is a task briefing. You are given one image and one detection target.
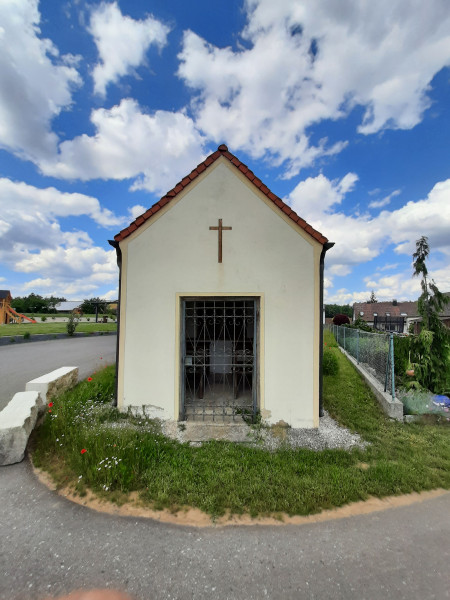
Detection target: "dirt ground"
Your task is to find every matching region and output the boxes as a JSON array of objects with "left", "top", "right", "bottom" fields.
[{"left": 33, "top": 463, "right": 448, "bottom": 528}]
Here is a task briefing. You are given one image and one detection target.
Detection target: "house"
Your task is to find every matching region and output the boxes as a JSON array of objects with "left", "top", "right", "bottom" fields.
[
  {"left": 353, "top": 295, "right": 450, "bottom": 333},
  {"left": 110, "top": 145, "right": 333, "bottom": 428},
  {"left": 353, "top": 300, "right": 418, "bottom": 333},
  {"left": 55, "top": 301, "right": 82, "bottom": 313},
  {"left": 407, "top": 292, "right": 450, "bottom": 333}
]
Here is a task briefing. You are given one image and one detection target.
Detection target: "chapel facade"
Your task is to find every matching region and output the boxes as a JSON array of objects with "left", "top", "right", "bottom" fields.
[{"left": 111, "top": 145, "right": 333, "bottom": 428}]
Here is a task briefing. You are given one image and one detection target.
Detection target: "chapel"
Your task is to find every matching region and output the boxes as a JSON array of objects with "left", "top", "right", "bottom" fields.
[{"left": 110, "top": 145, "right": 333, "bottom": 428}]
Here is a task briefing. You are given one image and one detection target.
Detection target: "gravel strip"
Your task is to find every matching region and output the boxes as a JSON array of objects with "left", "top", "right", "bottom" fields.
[{"left": 257, "top": 411, "right": 368, "bottom": 451}]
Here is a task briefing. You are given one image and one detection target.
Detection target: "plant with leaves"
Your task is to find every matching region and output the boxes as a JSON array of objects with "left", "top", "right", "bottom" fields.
[
  {"left": 332, "top": 313, "right": 350, "bottom": 326},
  {"left": 367, "top": 290, "right": 378, "bottom": 303},
  {"left": 411, "top": 236, "right": 450, "bottom": 392},
  {"left": 66, "top": 311, "right": 80, "bottom": 337}
]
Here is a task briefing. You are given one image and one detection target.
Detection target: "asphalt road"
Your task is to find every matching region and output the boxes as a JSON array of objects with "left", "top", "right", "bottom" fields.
[
  {"left": 0, "top": 460, "right": 449, "bottom": 600},
  {"left": 0, "top": 335, "right": 117, "bottom": 410}
]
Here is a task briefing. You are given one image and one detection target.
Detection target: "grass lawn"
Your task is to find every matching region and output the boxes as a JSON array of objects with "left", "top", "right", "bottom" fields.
[
  {"left": 31, "top": 330, "right": 450, "bottom": 518},
  {"left": 0, "top": 322, "right": 117, "bottom": 337}
]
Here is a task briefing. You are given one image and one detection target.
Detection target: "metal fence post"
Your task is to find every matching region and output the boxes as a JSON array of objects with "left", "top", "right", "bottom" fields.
[
  {"left": 356, "top": 329, "right": 359, "bottom": 364},
  {"left": 390, "top": 333, "right": 395, "bottom": 401},
  {"left": 343, "top": 326, "right": 346, "bottom": 351}
]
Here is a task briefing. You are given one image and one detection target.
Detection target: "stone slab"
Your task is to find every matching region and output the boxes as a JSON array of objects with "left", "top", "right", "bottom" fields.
[
  {"left": 26, "top": 366, "right": 78, "bottom": 409},
  {"left": 0, "top": 391, "right": 41, "bottom": 465}
]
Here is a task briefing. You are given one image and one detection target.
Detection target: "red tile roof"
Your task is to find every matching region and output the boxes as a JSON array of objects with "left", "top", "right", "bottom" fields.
[
  {"left": 353, "top": 301, "right": 419, "bottom": 320},
  {"left": 114, "top": 144, "right": 328, "bottom": 244}
]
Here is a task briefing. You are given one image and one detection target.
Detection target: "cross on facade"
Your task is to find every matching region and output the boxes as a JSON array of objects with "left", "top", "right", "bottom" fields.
[{"left": 209, "top": 218, "right": 232, "bottom": 263}]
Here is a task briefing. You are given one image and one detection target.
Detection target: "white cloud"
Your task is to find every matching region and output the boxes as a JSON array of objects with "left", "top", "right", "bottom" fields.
[
  {"left": 289, "top": 172, "right": 358, "bottom": 220},
  {"left": 287, "top": 173, "right": 450, "bottom": 299},
  {"left": 369, "top": 189, "right": 401, "bottom": 209},
  {"left": 102, "top": 288, "right": 119, "bottom": 301},
  {"left": 14, "top": 245, "right": 118, "bottom": 299},
  {"left": 0, "top": 178, "right": 125, "bottom": 297},
  {"left": 89, "top": 2, "right": 170, "bottom": 96},
  {"left": 128, "top": 204, "right": 147, "bottom": 221},
  {"left": 178, "top": 0, "right": 450, "bottom": 176},
  {"left": 0, "top": 0, "right": 81, "bottom": 163},
  {"left": 38, "top": 99, "right": 206, "bottom": 195}
]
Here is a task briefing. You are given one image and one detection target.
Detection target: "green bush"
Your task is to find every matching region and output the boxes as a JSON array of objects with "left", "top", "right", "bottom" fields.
[
  {"left": 23, "top": 332, "right": 31, "bottom": 340},
  {"left": 323, "top": 347, "right": 339, "bottom": 375},
  {"left": 41, "top": 316, "right": 47, "bottom": 322},
  {"left": 393, "top": 335, "right": 412, "bottom": 376},
  {"left": 66, "top": 312, "right": 79, "bottom": 336}
]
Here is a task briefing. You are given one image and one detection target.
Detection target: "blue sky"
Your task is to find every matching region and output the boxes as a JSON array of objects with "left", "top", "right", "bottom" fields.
[{"left": 1, "top": 0, "right": 449, "bottom": 303}]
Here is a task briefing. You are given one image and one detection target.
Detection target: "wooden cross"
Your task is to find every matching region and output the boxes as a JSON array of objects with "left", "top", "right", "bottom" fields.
[{"left": 209, "top": 218, "right": 232, "bottom": 263}]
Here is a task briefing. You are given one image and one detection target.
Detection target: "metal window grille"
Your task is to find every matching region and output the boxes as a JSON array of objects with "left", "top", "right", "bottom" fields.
[{"left": 180, "top": 298, "right": 258, "bottom": 422}]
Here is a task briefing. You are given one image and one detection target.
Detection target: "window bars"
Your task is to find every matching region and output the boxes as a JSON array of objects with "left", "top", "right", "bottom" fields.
[{"left": 181, "top": 299, "right": 258, "bottom": 422}]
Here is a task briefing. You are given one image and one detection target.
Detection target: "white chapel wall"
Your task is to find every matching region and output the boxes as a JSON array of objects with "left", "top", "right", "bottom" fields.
[{"left": 119, "top": 159, "right": 321, "bottom": 428}]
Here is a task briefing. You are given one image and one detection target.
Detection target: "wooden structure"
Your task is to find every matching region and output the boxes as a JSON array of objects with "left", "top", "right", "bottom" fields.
[{"left": 0, "top": 291, "right": 36, "bottom": 324}]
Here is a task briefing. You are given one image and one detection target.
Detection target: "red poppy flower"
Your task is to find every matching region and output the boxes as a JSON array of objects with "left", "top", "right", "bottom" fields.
[
  {"left": 87, "top": 377, "right": 93, "bottom": 382},
  {"left": 48, "top": 409, "right": 52, "bottom": 413},
  {"left": 81, "top": 449, "right": 87, "bottom": 454},
  {"left": 48, "top": 402, "right": 54, "bottom": 407}
]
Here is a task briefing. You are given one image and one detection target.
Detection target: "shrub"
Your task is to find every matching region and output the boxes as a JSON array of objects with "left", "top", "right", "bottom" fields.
[
  {"left": 23, "top": 332, "right": 31, "bottom": 340},
  {"left": 66, "top": 312, "right": 80, "bottom": 336},
  {"left": 351, "top": 316, "right": 374, "bottom": 332},
  {"left": 41, "top": 316, "right": 47, "bottom": 322},
  {"left": 332, "top": 313, "right": 350, "bottom": 326},
  {"left": 322, "top": 347, "right": 339, "bottom": 375}
]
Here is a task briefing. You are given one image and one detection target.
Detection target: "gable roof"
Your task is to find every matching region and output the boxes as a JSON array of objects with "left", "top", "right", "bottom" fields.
[
  {"left": 353, "top": 301, "right": 418, "bottom": 320},
  {"left": 0, "top": 290, "right": 11, "bottom": 299},
  {"left": 114, "top": 144, "right": 328, "bottom": 244}
]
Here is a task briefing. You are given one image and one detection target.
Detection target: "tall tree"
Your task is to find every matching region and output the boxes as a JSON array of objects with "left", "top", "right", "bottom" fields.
[
  {"left": 411, "top": 236, "right": 450, "bottom": 392},
  {"left": 366, "top": 290, "right": 378, "bottom": 303}
]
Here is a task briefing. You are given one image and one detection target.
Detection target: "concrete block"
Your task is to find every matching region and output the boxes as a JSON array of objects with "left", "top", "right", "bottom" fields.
[
  {"left": 0, "top": 391, "right": 41, "bottom": 465},
  {"left": 26, "top": 366, "right": 78, "bottom": 411}
]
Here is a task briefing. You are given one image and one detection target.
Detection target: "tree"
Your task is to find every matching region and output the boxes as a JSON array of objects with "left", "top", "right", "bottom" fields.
[
  {"left": 366, "top": 290, "right": 378, "bottom": 303},
  {"left": 332, "top": 313, "right": 350, "bottom": 326},
  {"left": 324, "top": 304, "right": 352, "bottom": 318},
  {"left": 411, "top": 236, "right": 450, "bottom": 392},
  {"left": 11, "top": 293, "right": 66, "bottom": 313},
  {"left": 80, "top": 297, "right": 108, "bottom": 315}
]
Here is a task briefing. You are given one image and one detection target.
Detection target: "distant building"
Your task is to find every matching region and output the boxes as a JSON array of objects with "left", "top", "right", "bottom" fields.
[
  {"left": 353, "top": 300, "right": 418, "bottom": 333},
  {"left": 55, "top": 301, "right": 82, "bottom": 313},
  {"left": 353, "top": 294, "right": 450, "bottom": 333}
]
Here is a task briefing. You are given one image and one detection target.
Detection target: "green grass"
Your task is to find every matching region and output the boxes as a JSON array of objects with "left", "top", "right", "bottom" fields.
[
  {"left": 0, "top": 322, "right": 117, "bottom": 337},
  {"left": 31, "top": 332, "right": 450, "bottom": 519}
]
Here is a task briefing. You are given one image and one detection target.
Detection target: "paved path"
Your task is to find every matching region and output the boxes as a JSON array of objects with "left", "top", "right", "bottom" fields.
[
  {"left": 0, "top": 460, "right": 449, "bottom": 600},
  {"left": 0, "top": 336, "right": 116, "bottom": 410}
]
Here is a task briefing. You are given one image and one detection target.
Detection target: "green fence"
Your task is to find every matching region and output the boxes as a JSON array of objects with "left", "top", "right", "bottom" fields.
[{"left": 327, "top": 324, "right": 396, "bottom": 400}]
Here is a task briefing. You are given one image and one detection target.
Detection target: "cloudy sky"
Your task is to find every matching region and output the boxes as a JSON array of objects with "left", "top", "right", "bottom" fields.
[{"left": 1, "top": 0, "right": 449, "bottom": 304}]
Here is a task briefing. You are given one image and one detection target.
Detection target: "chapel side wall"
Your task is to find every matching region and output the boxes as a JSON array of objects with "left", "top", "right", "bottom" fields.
[{"left": 119, "top": 160, "right": 320, "bottom": 428}]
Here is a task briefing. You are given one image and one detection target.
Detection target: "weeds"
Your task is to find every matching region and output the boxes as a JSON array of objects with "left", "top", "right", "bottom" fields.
[{"left": 33, "top": 338, "right": 450, "bottom": 518}]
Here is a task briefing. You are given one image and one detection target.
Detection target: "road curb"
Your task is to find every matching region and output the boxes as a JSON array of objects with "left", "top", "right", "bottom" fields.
[{"left": 0, "top": 331, "right": 117, "bottom": 346}]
